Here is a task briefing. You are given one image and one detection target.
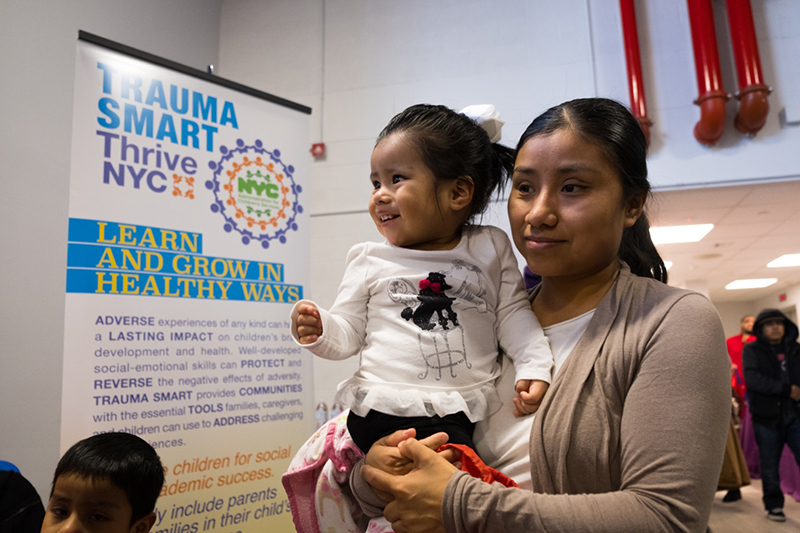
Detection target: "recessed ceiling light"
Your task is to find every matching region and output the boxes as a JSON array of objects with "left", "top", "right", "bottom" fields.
[
  {"left": 663, "top": 261, "right": 673, "bottom": 270},
  {"left": 725, "top": 278, "right": 778, "bottom": 290},
  {"left": 767, "top": 254, "right": 800, "bottom": 268},
  {"left": 650, "top": 224, "right": 714, "bottom": 245}
]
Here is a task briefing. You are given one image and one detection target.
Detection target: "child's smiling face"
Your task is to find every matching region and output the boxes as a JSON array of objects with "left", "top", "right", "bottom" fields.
[
  {"left": 42, "top": 473, "right": 154, "bottom": 533},
  {"left": 369, "top": 133, "right": 465, "bottom": 251}
]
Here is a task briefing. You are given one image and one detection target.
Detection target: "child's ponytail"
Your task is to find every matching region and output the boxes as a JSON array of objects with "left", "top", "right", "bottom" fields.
[{"left": 490, "top": 142, "right": 515, "bottom": 192}]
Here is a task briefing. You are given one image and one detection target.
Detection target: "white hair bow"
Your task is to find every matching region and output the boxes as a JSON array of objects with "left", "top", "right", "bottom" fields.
[{"left": 460, "top": 104, "right": 505, "bottom": 143}]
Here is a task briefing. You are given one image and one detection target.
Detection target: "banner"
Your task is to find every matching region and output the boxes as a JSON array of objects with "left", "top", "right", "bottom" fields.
[{"left": 61, "top": 33, "right": 313, "bottom": 532}]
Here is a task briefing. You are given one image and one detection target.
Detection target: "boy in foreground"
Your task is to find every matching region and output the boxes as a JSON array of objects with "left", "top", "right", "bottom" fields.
[{"left": 41, "top": 432, "right": 164, "bottom": 533}]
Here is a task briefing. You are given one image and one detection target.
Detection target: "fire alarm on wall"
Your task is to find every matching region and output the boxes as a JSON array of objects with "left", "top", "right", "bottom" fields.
[
  {"left": 311, "top": 143, "right": 326, "bottom": 157},
  {"left": 780, "top": 293, "right": 787, "bottom": 302}
]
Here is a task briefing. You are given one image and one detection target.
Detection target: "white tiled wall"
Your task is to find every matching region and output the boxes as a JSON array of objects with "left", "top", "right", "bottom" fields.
[{"left": 218, "top": 0, "right": 800, "bottom": 406}]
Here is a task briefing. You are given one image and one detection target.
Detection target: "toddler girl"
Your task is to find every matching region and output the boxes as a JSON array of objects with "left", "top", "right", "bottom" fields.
[{"left": 291, "top": 104, "right": 553, "bottom": 454}]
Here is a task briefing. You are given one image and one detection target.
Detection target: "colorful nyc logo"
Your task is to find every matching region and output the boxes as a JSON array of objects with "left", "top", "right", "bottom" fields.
[{"left": 206, "top": 139, "right": 303, "bottom": 248}]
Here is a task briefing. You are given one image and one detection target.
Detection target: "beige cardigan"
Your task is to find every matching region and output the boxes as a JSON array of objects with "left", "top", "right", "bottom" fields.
[{"left": 444, "top": 265, "right": 730, "bottom": 532}]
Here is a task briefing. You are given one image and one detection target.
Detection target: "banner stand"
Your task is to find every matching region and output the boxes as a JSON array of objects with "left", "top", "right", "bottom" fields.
[{"left": 62, "top": 31, "right": 313, "bottom": 533}]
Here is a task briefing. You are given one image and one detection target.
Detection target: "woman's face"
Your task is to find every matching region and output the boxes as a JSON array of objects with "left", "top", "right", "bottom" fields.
[{"left": 508, "top": 129, "right": 642, "bottom": 282}]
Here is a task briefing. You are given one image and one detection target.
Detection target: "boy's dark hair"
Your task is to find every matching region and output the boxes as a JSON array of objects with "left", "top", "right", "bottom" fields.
[
  {"left": 376, "top": 104, "right": 515, "bottom": 223},
  {"left": 51, "top": 432, "right": 164, "bottom": 523},
  {"left": 516, "top": 98, "right": 668, "bottom": 283}
]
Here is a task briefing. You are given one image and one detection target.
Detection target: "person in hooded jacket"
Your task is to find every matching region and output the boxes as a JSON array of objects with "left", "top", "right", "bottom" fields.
[{"left": 742, "top": 308, "right": 800, "bottom": 522}]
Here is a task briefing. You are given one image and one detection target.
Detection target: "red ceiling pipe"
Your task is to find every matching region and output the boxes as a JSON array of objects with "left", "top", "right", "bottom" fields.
[
  {"left": 687, "top": 0, "right": 729, "bottom": 146},
  {"left": 619, "top": 0, "right": 653, "bottom": 147},
  {"left": 726, "top": 0, "right": 771, "bottom": 135}
]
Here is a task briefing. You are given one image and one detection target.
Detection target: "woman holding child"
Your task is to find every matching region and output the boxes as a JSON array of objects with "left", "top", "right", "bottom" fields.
[{"left": 354, "top": 98, "right": 731, "bottom": 532}]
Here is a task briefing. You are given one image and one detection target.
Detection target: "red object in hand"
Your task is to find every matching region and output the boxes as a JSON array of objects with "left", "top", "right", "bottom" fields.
[
  {"left": 438, "top": 443, "right": 519, "bottom": 488},
  {"left": 311, "top": 143, "right": 326, "bottom": 157}
]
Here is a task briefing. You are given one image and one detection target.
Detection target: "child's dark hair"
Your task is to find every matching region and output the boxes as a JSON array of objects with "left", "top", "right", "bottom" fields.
[
  {"left": 515, "top": 98, "right": 668, "bottom": 283},
  {"left": 51, "top": 432, "right": 164, "bottom": 523},
  {"left": 376, "top": 104, "right": 515, "bottom": 223}
]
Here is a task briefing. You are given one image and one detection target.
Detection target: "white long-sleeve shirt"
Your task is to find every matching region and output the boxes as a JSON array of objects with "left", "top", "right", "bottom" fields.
[{"left": 291, "top": 225, "right": 552, "bottom": 422}]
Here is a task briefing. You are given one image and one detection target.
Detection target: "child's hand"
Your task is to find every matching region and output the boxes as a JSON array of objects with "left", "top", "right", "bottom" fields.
[
  {"left": 295, "top": 304, "right": 323, "bottom": 344},
  {"left": 512, "top": 379, "right": 549, "bottom": 417}
]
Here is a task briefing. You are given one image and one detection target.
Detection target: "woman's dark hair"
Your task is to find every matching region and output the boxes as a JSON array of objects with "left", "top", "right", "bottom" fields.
[
  {"left": 376, "top": 104, "right": 515, "bottom": 223},
  {"left": 515, "top": 98, "right": 668, "bottom": 283},
  {"left": 52, "top": 432, "right": 164, "bottom": 523}
]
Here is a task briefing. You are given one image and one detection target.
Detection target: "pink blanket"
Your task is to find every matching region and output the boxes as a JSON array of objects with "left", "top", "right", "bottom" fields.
[{"left": 282, "top": 412, "right": 393, "bottom": 533}]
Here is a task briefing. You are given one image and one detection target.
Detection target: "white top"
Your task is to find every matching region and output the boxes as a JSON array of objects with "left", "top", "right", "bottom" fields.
[
  {"left": 291, "top": 225, "right": 553, "bottom": 422},
  {"left": 474, "top": 309, "right": 595, "bottom": 489}
]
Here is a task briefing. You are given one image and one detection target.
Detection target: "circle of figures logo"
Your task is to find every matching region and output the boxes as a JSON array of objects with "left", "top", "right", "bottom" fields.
[{"left": 206, "top": 139, "right": 303, "bottom": 247}]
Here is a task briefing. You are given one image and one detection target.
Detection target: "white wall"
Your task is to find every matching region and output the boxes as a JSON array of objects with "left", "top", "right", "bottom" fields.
[
  {"left": 0, "top": 0, "right": 222, "bottom": 500},
  {"left": 714, "top": 300, "right": 758, "bottom": 338},
  {"left": 752, "top": 282, "right": 800, "bottom": 325},
  {"left": 715, "top": 270, "right": 800, "bottom": 337},
  {"left": 217, "top": 0, "right": 800, "bottom": 408},
  {"left": 715, "top": 284, "right": 800, "bottom": 339}
]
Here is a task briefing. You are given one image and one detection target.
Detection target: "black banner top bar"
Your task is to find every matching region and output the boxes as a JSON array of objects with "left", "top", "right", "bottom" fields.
[{"left": 78, "top": 30, "right": 312, "bottom": 115}]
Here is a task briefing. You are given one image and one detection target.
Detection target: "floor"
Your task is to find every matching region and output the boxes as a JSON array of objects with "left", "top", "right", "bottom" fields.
[{"left": 709, "top": 480, "right": 800, "bottom": 532}]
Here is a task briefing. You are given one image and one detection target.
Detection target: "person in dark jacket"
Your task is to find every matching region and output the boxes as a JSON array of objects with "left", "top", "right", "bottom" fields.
[{"left": 742, "top": 308, "right": 800, "bottom": 522}]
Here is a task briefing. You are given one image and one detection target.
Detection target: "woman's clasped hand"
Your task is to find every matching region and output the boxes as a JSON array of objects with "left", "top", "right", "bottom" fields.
[{"left": 362, "top": 430, "right": 458, "bottom": 533}]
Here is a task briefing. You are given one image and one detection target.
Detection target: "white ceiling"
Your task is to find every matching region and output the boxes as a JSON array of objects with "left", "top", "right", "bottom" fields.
[{"left": 649, "top": 180, "right": 800, "bottom": 302}]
